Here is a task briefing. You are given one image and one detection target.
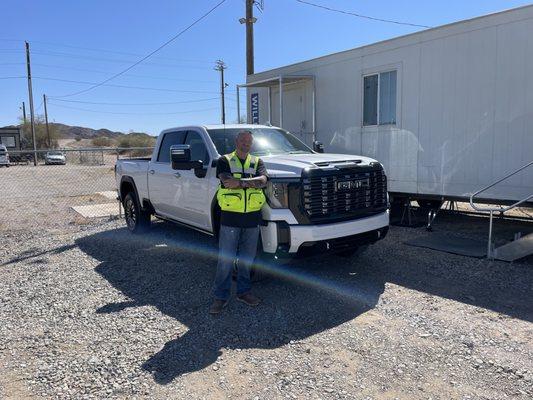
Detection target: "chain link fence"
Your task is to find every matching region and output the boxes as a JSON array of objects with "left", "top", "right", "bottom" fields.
[{"left": 0, "top": 147, "right": 153, "bottom": 230}]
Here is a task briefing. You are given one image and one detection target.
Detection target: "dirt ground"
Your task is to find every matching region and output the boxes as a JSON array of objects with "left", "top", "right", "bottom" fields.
[{"left": 0, "top": 207, "right": 531, "bottom": 399}]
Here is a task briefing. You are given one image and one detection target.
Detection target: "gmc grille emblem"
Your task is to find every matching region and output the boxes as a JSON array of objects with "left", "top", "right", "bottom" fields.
[{"left": 336, "top": 179, "right": 369, "bottom": 190}]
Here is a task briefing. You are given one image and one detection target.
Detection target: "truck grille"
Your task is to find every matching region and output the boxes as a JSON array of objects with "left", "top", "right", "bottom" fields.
[{"left": 299, "top": 167, "right": 387, "bottom": 223}]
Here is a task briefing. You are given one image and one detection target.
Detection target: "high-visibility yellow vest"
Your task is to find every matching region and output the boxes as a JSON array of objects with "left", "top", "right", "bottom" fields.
[{"left": 216, "top": 151, "right": 266, "bottom": 213}]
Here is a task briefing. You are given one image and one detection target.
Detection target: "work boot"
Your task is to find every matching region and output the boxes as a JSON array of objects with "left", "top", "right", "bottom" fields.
[
  {"left": 237, "top": 292, "right": 261, "bottom": 307},
  {"left": 209, "top": 299, "right": 228, "bottom": 315}
]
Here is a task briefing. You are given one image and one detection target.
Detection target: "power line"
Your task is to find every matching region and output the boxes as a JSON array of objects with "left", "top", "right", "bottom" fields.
[
  {"left": 51, "top": 97, "right": 220, "bottom": 106},
  {"left": 34, "top": 76, "right": 222, "bottom": 94},
  {"left": 30, "top": 50, "right": 211, "bottom": 69},
  {"left": 31, "top": 42, "right": 213, "bottom": 64},
  {"left": 0, "top": 75, "right": 237, "bottom": 95},
  {"left": 48, "top": 102, "right": 220, "bottom": 115},
  {"left": 31, "top": 63, "right": 217, "bottom": 83},
  {"left": 295, "top": 0, "right": 432, "bottom": 29},
  {"left": 51, "top": 0, "right": 227, "bottom": 99},
  {"left": 35, "top": 99, "right": 44, "bottom": 112},
  {"left": 1, "top": 38, "right": 213, "bottom": 63}
]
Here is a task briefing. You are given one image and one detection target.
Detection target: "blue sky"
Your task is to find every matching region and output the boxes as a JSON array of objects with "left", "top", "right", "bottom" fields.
[{"left": 1, "top": 0, "right": 531, "bottom": 135}]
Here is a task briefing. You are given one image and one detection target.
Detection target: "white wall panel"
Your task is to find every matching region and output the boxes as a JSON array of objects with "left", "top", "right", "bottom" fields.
[{"left": 247, "top": 5, "right": 533, "bottom": 203}]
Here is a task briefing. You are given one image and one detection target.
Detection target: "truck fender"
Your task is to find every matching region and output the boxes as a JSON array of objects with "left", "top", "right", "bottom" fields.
[{"left": 119, "top": 176, "right": 140, "bottom": 205}]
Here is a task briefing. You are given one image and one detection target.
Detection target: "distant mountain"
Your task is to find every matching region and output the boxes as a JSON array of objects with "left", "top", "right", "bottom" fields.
[{"left": 48, "top": 123, "right": 154, "bottom": 140}]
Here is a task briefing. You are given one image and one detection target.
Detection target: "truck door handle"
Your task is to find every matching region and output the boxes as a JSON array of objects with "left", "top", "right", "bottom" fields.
[
  {"left": 174, "top": 172, "right": 181, "bottom": 178},
  {"left": 149, "top": 170, "right": 155, "bottom": 175}
]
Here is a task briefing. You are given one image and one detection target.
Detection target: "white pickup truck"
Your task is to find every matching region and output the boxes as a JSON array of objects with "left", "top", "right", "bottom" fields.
[{"left": 115, "top": 124, "right": 389, "bottom": 258}]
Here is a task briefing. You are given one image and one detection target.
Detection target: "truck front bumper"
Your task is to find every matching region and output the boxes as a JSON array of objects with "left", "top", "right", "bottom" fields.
[{"left": 260, "top": 210, "right": 389, "bottom": 255}]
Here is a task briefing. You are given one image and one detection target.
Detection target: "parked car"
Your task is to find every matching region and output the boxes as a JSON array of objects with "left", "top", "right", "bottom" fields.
[
  {"left": 45, "top": 151, "right": 66, "bottom": 165},
  {"left": 0, "top": 145, "right": 9, "bottom": 167},
  {"left": 115, "top": 124, "right": 389, "bottom": 262}
]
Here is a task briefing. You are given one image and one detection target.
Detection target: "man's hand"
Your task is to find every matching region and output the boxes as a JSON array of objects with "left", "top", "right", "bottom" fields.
[
  {"left": 241, "top": 176, "right": 267, "bottom": 189},
  {"left": 219, "top": 173, "right": 241, "bottom": 189},
  {"left": 223, "top": 178, "right": 241, "bottom": 189}
]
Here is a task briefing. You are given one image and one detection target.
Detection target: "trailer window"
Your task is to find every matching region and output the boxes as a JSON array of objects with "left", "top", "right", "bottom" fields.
[
  {"left": 363, "top": 70, "right": 397, "bottom": 126},
  {"left": 363, "top": 75, "right": 378, "bottom": 126}
]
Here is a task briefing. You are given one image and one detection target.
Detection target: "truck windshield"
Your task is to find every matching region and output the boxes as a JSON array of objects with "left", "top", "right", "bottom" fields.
[{"left": 207, "top": 128, "right": 313, "bottom": 156}]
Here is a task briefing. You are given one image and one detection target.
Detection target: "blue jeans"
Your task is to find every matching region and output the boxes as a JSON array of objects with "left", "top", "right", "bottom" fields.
[{"left": 213, "top": 225, "right": 259, "bottom": 301}]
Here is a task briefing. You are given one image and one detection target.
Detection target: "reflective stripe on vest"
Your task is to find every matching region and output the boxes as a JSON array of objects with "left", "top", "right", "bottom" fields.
[
  {"left": 224, "top": 151, "right": 258, "bottom": 177},
  {"left": 216, "top": 151, "right": 266, "bottom": 213}
]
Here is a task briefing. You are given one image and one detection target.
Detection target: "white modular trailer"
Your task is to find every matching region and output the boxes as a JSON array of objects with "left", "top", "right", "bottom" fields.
[{"left": 241, "top": 5, "right": 533, "bottom": 205}]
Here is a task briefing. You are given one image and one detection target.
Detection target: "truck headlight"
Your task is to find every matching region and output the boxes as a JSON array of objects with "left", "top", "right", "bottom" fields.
[{"left": 265, "top": 181, "right": 289, "bottom": 209}]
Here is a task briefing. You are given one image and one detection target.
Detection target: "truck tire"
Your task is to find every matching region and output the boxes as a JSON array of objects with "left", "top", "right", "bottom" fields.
[{"left": 123, "top": 192, "right": 151, "bottom": 233}]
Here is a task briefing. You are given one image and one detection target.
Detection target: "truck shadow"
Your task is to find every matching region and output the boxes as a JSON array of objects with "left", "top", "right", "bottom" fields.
[
  {"left": 76, "top": 222, "right": 384, "bottom": 384},
  {"left": 76, "top": 216, "right": 533, "bottom": 384}
]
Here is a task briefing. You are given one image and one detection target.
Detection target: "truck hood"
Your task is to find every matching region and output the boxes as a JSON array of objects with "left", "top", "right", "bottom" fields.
[{"left": 262, "top": 153, "right": 379, "bottom": 179}]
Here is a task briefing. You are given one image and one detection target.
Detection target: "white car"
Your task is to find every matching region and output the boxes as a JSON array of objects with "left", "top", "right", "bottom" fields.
[
  {"left": 0, "top": 145, "right": 9, "bottom": 167},
  {"left": 115, "top": 124, "right": 389, "bottom": 261},
  {"left": 45, "top": 151, "right": 66, "bottom": 165}
]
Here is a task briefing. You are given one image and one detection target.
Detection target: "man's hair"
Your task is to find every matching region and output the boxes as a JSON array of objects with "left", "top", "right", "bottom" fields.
[{"left": 236, "top": 130, "right": 253, "bottom": 140}]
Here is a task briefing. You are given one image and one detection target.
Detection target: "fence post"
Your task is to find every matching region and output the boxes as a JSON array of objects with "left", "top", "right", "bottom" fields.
[{"left": 116, "top": 148, "right": 122, "bottom": 218}]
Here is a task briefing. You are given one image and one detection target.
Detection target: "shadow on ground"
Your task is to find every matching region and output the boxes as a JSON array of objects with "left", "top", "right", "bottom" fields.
[
  {"left": 76, "top": 222, "right": 383, "bottom": 384},
  {"left": 75, "top": 214, "right": 533, "bottom": 383}
]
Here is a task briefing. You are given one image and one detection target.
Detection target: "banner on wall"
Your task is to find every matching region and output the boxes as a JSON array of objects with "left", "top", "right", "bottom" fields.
[{"left": 251, "top": 93, "right": 259, "bottom": 124}]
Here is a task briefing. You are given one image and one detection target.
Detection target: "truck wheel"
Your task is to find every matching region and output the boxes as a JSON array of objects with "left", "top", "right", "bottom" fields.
[{"left": 123, "top": 192, "right": 151, "bottom": 233}]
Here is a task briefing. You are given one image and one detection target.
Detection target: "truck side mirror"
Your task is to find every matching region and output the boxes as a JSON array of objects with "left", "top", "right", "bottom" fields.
[
  {"left": 170, "top": 144, "right": 203, "bottom": 170},
  {"left": 313, "top": 141, "right": 324, "bottom": 153}
]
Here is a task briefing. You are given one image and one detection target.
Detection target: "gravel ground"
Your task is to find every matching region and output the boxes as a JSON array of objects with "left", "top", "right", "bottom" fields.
[{"left": 0, "top": 213, "right": 532, "bottom": 399}]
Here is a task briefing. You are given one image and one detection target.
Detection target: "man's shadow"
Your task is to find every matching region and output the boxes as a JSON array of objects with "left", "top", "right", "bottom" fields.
[{"left": 76, "top": 222, "right": 385, "bottom": 384}]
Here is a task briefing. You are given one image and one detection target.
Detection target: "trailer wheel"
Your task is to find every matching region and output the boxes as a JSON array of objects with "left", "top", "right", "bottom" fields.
[
  {"left": 416, "top": 199, "right": 443, "bottom": 210},
  {"left": 123, "top": 192, "right": 151, "bottom": 233}
]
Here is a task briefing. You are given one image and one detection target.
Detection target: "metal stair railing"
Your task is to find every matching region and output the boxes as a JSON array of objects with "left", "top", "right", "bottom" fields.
[{"left": 469, "top": 160, "right": 533, "bottom": 259}]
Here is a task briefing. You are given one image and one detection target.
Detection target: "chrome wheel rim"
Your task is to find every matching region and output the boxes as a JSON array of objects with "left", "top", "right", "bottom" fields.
[{"left": 125, "top": 198, "right": 136, "bottom": 230}]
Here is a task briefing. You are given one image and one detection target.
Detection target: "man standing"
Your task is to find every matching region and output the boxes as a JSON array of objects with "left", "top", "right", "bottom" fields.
[{"left": 210, "top": 130, "right": 268, "bottom": 315}]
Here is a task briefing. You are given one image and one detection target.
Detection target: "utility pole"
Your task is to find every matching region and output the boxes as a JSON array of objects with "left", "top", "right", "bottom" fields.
[
  {"left": 25, "top": 41, "right": 37, "bottom": 166},
  {"left": 240, "top": 0, "right": 258, "bottom": 76},
  {"left": 43, "top": 94, "right": 51, "bottom": 148},
  {"left": 22, "top": 101, "right": 27, "bottom": 123},
  {"left": 215, "top": 60, "right": 228, "bottom": 124}
]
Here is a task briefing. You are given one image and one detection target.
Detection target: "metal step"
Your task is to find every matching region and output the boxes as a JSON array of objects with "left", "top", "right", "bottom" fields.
[{"left": 494, "top": 233, "right": 533, "bottom": 262}]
